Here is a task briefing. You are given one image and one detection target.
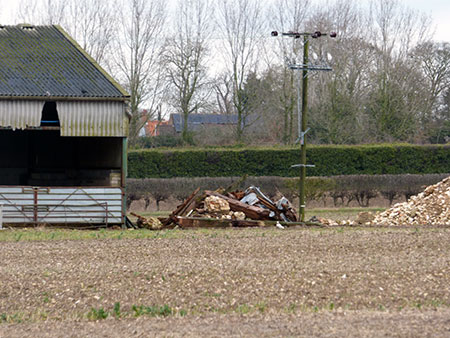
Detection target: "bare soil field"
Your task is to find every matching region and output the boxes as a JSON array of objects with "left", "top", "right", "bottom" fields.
[{"left": 0, "top": 227, "right": 449, "bottom": 337}]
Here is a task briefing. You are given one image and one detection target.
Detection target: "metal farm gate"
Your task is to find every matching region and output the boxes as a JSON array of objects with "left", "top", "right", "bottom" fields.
[{"left": 0, "top": 187, "right": 123, "bottom": 226}]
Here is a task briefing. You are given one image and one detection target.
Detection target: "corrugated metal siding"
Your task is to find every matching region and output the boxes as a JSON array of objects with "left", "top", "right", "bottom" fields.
[
  {"left": 0, "top": 186, "right": 123, "bottom": 224},
  {"left": 57, "top": 101, "right": 128, "bottom": 137},
  {"left": 0, "top": 100, "right": 43, "bottom": 129}
]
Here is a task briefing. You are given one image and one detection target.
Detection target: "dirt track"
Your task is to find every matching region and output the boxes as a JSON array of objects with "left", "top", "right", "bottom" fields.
[{"left": 0, "top": 227, "right": 449, "bottom": 337}]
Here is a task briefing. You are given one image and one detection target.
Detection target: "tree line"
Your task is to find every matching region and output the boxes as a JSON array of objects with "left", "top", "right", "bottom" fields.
[{"left": 14, "top": 0, "right": 450, "bottom": 146}]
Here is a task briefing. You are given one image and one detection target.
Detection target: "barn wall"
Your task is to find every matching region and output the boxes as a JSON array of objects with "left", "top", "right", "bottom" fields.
[
  {"left": 0, "top": 101, "right": 128, "bottom": 136},
  {"left": 0, "top": 186, "right": 123, "bottom": 225}
]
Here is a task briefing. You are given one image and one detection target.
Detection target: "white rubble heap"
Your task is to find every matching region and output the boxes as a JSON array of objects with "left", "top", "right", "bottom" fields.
[
  {"left": 370, "top": 176, "right": 450, "bottom": 226},
  {"left": 312, "top": 176, "right": 450, "bottom": 226},
  {"left": 203, "top": 195, "right": 246, "bottom": 220},
  {"left": 204, "top": 195, "right": 230, "bottom": 213}
]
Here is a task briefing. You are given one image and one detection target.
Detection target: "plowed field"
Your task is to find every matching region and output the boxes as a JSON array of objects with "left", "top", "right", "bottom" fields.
[{"left": 0, "top": 227, "right": 449, "bottom": 337}]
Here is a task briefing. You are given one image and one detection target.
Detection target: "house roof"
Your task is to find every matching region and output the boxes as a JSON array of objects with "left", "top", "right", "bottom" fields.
[
  {"left": 144, "top": 120, "right": 171, "bottom": 136},
  {"left": 171, "top": 113, "right": 240, "bottom": 133},
  {"left": 0, "top": 25, "right": 128, "bottom": 99}
]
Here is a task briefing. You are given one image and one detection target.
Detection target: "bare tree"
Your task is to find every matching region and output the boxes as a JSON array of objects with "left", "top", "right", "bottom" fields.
[
  {"left": 111, "top": 0, "right": 167, "bottom": 145},
  {"left": 306, "top": 0, "right": 372, "bottom": 144},
  {"left": 18, "top": 0, "right": 67, "bottom": 25},
  {"left": 17, "top": 0, "right": 115, "bottom": 65},
  {"left": 216, "top": 0, "right": 264, "bottom": 142},
  {"left": 213, "top": 72, "right": 235, "bottom": 115},
  {"left": 163, "top": 0, "right": 212, "bottom": 144},
  {"left": 368, "top": 0, "right": 431, "bottom": 63},
  {"left": 65, "top": 0, "right": 115, "bottom": 64},
  {"left": 411, "top": 42, "right": 450, "bottom": 142},
  {"left": 268, "top": 0, "right": 312, "bottom": 144},
  {"left": 413, "top": 42, "right": 450, "bottom": 117},
  {"left": 364, "top": 0, "right": 433, "bottom": 141}
]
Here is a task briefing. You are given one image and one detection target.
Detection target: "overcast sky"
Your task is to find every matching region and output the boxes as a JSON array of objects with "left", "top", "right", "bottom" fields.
[{"left": 0, "top": 0, "right": 448, "bottom": 42}]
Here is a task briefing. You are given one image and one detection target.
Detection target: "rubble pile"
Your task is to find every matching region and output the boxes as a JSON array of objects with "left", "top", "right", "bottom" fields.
[
  {"left": 157, "top": 185, "right": 299, "bottom": 229},
  {"left": 370, "top": 176, "right": 450, "bottom": 226},
  {"left": 131, "top": 177, "right": 450, "bottom": 229},
  {"left": 193, "top": 195, "right": 246, "bottom": 220},
  {"left": 131, "top": 212, "right": 163, "bottom": 230}
]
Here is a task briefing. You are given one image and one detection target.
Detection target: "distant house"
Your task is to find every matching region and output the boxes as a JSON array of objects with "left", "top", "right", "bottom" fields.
[
  {"left": 157, "top": 113, "right": 254, "bottom": 135},
  {"left": 141, "top": 119, "right": 172, "bottom": 137},
  {"left": 0, "top": 25, "right": 130, "bottom": 226},
  {"left": 140, "top": 113, "right": 258, "bottom": 138}
]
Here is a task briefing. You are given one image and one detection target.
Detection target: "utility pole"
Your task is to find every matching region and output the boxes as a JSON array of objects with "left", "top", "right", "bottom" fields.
[
  {"left": 271, "top": 30, "right": 336, "bottom": 221},
  {"left": 299, "top": 35, "right": 309, "bottom": 222}
]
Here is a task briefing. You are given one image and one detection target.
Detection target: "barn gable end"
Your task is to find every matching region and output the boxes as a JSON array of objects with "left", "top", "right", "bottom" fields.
[{"left": 0, "top": 25, "right": 130, "bottom": 226}]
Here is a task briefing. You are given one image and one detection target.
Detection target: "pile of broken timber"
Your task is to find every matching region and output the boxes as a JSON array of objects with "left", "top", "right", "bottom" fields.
[{"left": 159, "top": 186, "right": 314, "bottom": 229}]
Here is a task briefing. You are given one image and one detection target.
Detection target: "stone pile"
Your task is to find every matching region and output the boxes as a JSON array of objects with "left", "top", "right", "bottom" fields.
[
  {"left": 370, "top": 176, "right": 450, "bottom": 226},
  {"left": 130, "top": 212, "right": 163, "bottom": 230},
  {"left": 195, "top": 195, "right": 246, "bottom": 220}
]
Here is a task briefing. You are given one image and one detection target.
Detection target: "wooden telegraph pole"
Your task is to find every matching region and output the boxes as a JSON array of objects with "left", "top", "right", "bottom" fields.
[{"left": 271, "top": 30, "right": 336, "bottom": 221}]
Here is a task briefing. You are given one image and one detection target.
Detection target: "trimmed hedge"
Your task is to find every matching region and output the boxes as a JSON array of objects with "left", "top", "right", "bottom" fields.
[{"left": 128, "top": 144, "right": 450, "bottom": 178}]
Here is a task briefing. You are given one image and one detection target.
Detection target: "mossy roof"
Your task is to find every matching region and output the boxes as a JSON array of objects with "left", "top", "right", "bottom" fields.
[{"left": 0, "top": 25, "right": 128, "bottom": 99}]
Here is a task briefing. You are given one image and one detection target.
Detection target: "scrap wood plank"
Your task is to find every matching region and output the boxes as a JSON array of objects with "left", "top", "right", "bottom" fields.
[
  {"left": 204, "top": 190, "right": 271, "bottom": 220},
  {"left": 177, "top": 217, "right": 233, "bottom": 228},
  {"left": 179, "top": 192, "right": 206, "bottom": 217},
  {"left": 162, "top": 187, "right": 201, "bottom": 226},
  {"left": 176, "top": 217, "right": 322, "bottom": 228}
]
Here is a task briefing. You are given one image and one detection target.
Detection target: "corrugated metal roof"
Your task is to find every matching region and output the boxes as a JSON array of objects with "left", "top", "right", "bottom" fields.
[
  {"left": 58, "top": 101, "right": 128, "bottom": 136},
  {"left": 0, "top": 25, "right": 128, "bottom": 99}
]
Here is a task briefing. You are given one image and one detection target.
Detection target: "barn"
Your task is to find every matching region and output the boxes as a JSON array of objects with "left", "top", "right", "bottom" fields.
[{"left": 0, "top": 24, "right": 130, "bottom": 227}]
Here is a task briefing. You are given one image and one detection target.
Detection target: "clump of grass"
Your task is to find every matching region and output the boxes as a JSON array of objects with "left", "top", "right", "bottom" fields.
[
  {"left": 113, "top": 302, "right": 121, "bottom": 318},
  {"left": 256, "top": 302, "right": 267, "bottom": 313},
  {"left": 0, "top": 313, "right": 7, "bottom": 322},
  {"left": 236, "top": 304, "right": 250, "bottom": 314},
  {"left": 286, "top": 303, "right": 297, "bottom": 313},
  {"left": 87, "top": 307, "right": 109, "bottom": 320},
  {"left": 41, "top": 291, "right": 50, "bottom": 304},
  {"left": 131, "top": 304, "right": 173, "bottom": 317},
  {"left": 0, "top": 313, "right": 25, "bottom": 323}
]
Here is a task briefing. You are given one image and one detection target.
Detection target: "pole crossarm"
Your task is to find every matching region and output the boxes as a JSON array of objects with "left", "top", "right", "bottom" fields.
[
  {"left": 289, "top": 64, "right": 332, "bottom": 71},
  {"left": 291, "top": 164, "right": 316, "bottom": 168}
]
